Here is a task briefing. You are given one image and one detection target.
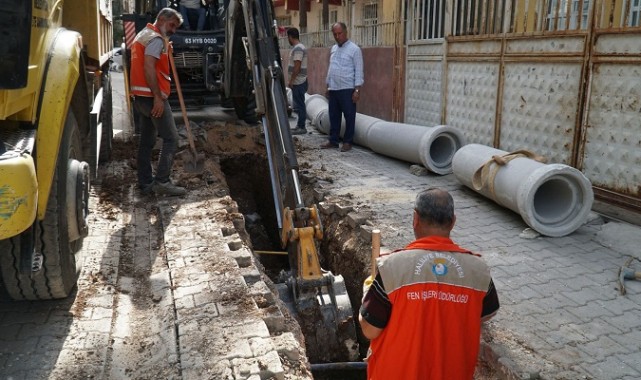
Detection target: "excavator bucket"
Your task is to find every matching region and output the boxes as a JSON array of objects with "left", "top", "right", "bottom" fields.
[
  {"left": 275, "top": 272, "right": 359, "bottom": 363},
  {"left": 276, "top": 207, "right": 359, "bottom": 362}
]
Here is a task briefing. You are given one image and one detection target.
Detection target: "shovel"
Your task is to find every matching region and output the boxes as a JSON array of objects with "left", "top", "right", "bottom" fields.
[{"left": 167, "top": 41, "right": 204, "bottom": 173}]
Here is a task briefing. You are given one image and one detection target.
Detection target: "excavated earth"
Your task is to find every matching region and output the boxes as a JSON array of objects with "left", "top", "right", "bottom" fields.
[{"left": 0, "top": 114, "right": 495, "bottom": 379}]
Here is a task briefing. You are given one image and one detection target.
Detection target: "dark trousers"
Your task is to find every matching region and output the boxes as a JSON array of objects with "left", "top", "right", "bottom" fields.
[
  {"left": 328, "top": 89, "right": 356, "bottom": 145},
  {"left": 134, "top": 97, "right": 178, "bottom": 186},
  {"left": 292, "top": 80, "right": 308, "bottom": 128}
]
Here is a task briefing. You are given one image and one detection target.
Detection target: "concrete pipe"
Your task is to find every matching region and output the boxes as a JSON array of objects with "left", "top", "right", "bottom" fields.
[
  {"left": 305, "top": 94, "right": 465, "bottom": 175},
  {"left": 452, "top": 144, "right": 594, "bottom": 237},
  {"left": 367, "top": 122, "right": 465, "bottom": 175}
]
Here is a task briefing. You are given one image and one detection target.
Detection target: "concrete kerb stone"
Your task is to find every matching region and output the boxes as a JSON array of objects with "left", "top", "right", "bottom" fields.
[
  {"left": 346, "top": 211, "right": 370, "bottom": 229},
  {"left": 156, "top": 192, "right": 312, "bottom": 379}
]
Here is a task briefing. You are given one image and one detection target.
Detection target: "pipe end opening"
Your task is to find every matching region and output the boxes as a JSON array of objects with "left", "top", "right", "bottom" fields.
[{"left": 527, "top": 171, "right": 593, "bottom": 237}]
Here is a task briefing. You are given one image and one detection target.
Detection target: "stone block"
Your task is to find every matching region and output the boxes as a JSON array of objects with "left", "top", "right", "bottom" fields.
[
  {"left": 313, "top": 188, "right": 327, "bottom": 202},
  {"left": 227, "top": 239, "right": 244, "bottom": 251},
  {"left": 347, "top": 211, "right": 368, "bottom": 229},
  {"left": 230, "top": 247, "right": 253, "bottom": 267},
  {"left": 259, "top": 306, "right": 286, "bottom": 333},
  {"left": 240, "top": 267, "right": 262, "bottom": 285},
  {"left": 249, "top": 281, "right": 275, "bottom": 307},
  {"left": 272, "top": 332, "right": 302, "bottom": 362},
  {"left": 334, "top": 203, "right": 354, "bottom": 216},
  {"left": 317, "top": 201, "right": 334, "bottom": 215},
  {"left": 360, "top": 224, "right": 374, "bottom": 241}
]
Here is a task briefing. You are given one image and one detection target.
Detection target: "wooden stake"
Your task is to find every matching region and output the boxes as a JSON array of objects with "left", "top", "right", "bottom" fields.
[{"left": 370, "top": 229, "right": 381, "bottom": 278}]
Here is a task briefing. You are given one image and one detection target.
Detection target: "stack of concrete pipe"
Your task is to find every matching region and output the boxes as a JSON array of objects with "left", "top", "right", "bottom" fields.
[
  {"left": 304, "top": 94, "right": 465, "bottom": 175},
  {"left": 452, "top": 144, "right": 594, "bottom": 237}
]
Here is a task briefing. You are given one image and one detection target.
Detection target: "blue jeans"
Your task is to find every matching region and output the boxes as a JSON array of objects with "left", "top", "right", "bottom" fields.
[
  {"left": 134, "top": 97, "right": 179, "bottom": 186},
  {"left": 291, "top": 80, "right": 308, "bottom": 128},
  {"left": 328, "top": 89, "right": 356, "bottom": 145},
  {"left": 179, "top": 5, "right": 207, "bottom": 31}
]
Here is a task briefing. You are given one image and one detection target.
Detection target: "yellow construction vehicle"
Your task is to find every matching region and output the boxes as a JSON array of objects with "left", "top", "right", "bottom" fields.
[{"left": 0, "top": 0, "right": 113, "bottom": 300}]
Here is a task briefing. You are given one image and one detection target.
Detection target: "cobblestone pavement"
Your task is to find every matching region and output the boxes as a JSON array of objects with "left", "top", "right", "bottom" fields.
[
  {"left": 292, "top": 119, "right": 641, "bottom": 380},
  {"left": 2, "top": 71, "right": 641, "bottom": 380},
  {"left": 0, "top": 73, "right": 312, "bottom": 380}
]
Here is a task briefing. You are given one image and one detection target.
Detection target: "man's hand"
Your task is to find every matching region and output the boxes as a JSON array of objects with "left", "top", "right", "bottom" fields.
[
  {"left": 362, "top": 275, "right": 374, "bottom": 298},
  {"left": 352, "top": 89, "right": 361, "bottom": 103},
  {"left": 152, "top": 96, "right": 164, "bottom": 118}
]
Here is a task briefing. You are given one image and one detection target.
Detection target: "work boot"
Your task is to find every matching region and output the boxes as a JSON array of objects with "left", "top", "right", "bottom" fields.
[
  {"left": 152, "top": 180, "right": 187, "bottom": 196},
  {"left": 340, "top": 143, "right": 352, "bottom": 152},
  {"left": 138, "top": 182, "right": 154, "bottom": 195},
  {"left": 291, "top": 127, "right": 307, "bottom": 135}
]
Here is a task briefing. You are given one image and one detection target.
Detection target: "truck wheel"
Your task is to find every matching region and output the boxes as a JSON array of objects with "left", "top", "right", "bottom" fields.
[
  {"left": 99, "top": 72, "right": 113, "bottom": 162},
  {"left": 232, "top": 94, "right": 258, "bottom": 124},
  {"left": 231, "top": 46, "right": 259, "bottom": 124},
  {"left": 0, "top": 108, "right": 86, "bottom": 300}
]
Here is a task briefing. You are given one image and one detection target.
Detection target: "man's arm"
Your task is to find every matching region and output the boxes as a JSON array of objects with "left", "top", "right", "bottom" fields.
[
  {"left": 481, "top": 279, "right": 500, "bottom": 322},
  {"left": 359, "top": 313, "right": 384, "bottom": 340},
  {"left": 143, "top": 55, "right": 163, "bottom": 99},
  {"left": 359, "top": 273, "right": 391, "bottom": 340},
  {"left": 288, "top": 60, "right": 301, "bottom": 88},
  {"left": 353, "top": 45, "right": 364, "bottom": 87}
]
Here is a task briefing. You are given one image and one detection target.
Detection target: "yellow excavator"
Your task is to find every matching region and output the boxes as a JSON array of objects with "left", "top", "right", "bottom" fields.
[
  {"left": 0, "top": 0, "right": 113, "bottom": 300},
  {"left": 224, "top": 0, "right": 359, "bottom": 363}
]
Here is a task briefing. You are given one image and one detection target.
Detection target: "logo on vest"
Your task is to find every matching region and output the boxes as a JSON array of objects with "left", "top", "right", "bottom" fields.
[
  {"left": 415, "top": 252, "right": 465, "bottom": 278},
  {"left": 432, "top": 258, "right": 448, "bottom": 276}
]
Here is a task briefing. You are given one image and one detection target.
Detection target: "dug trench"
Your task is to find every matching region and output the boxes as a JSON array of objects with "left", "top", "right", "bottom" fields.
[
  {"left": 176, "top": 120, "right": 496, "bottom": 379},
  {"left": 217, "top": 136, "right": 372, "bottom": 380},
  {"left": 99, "top": 118, "right": 496, "bottom": 379}
]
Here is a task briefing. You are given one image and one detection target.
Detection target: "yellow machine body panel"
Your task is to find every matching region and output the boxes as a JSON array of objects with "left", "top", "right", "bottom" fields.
[
  {"left": 0, "top": 154, "right": 38, "bottom": 239},
  {"left": 63, "top": 0, "right": 113, "bottom": 67},
  {"left": 0, "top": 2, "right": 62, "bottom": 122},
  {"left": 35, "top": 30, "right": 82, "bottom": 218},
  {"left": 0, "top": 0, "right": 106, "bottom": 238}
]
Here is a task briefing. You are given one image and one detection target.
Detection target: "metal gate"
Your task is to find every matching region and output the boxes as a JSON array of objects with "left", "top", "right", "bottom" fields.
[{"left": 404, "top": 0, "right": 641, "bottom": 211}]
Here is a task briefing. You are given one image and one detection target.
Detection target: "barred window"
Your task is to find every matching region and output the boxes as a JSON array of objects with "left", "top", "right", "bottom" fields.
[
  {"left": 407, "top": 0, "right": 445, "bottom": 40},
  {"left": 361, "top": 1, "right": 379, "bottom": 45},
  {"left": 452, "top": 0, "right": 507, "bottom": 36},
  {"left": 630, "top": 0, "right": 641, "bottom": 26},
  {"left": 546, "top": 0, "right": 590, "bottom": 31}
]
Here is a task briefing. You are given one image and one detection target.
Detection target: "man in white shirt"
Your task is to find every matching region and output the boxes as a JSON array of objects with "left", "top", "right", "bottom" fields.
[
  {"left": 321, "top": 22, "right": 364, "bottom": 152},
  {"left": 287, "top": 27, "right": 308, "bottom": 136}
]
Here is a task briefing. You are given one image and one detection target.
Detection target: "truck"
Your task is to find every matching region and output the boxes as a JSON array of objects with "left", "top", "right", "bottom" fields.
[
  {"left": 122, "top": 1, "right": 228, "bottom": 110},
  {"left": 0, "top": 0, "right": 114, "bottom": 300}
]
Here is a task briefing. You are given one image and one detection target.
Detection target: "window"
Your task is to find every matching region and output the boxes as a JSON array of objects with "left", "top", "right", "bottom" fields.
[
  {"left": 546, "top": 0, "right": 590, "bottom": 31},
  {"left": 361, "top": 1, "right": 379, "bottom": 45},
  {"left": 408, "top": 0, "right": 445, "bottom": 40},
  {"left": 630, "top": 0, "right": 641, "bottom": 26},
  {"left": 330, "top": 10, "right": 338, "bottom": 25},
  {"left": 276, "top": 16, "right": 292, "bottom": 28},
  {"left": 363, "top": 1, "right": 379, "bottom": 26}
]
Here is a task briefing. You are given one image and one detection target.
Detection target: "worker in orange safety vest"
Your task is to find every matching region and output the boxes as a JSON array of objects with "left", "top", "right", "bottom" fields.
[
  {"left": 360, "top": 187, "right": 500, "bottom": 379},
  {"left": 130, "top": 7, "right": 186, "bottom": 196}
]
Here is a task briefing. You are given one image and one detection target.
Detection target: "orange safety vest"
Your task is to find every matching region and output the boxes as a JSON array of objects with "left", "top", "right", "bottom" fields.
[
  {"left": 367, "top": 236, "right": 492, "bottom": 380},
  {"left": 130, "top": 23, "right": 171, "bottom": 98}
]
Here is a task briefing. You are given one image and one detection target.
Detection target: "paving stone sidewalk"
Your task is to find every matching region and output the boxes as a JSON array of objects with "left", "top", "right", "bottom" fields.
[{"left": 291, "top": 120, "right": 641, "bottom": 380}]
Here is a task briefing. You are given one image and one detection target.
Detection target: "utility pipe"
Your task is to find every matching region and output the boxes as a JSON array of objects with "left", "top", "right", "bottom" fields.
[
  {"left": 452, "top": 144, "right": 594, "bottom": 237},
  {"left": 305, "top": 94, "right": 465, "bottom": 175},
  {"left": 311, "top": 362, "right": 367, "bottom": 371}
]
